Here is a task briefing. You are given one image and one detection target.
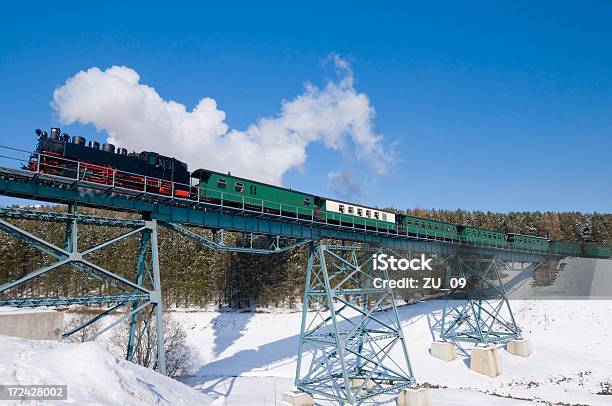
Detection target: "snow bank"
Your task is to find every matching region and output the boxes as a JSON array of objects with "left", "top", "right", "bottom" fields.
[{"left": 0, "top": 334, "right": 213, "bottom": 406}]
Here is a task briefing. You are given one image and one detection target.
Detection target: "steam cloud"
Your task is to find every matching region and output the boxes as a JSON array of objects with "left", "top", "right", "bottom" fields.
[
  {"left": 51, "top": 55, "right": 390, "bottom": 187},
  {"left": 328, "top": 170, "right": 364, "bottom": 200}
]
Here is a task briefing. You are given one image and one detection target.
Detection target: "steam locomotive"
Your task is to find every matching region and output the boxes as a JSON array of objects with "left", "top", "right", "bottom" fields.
[{"left": 29, "top": 127, "right": 191, "bottom": 198}]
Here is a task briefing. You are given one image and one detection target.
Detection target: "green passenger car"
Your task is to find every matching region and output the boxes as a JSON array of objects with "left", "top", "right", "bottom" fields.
[
  {"left": 192, "top": 169, "right": 316, "bottom": 218},
  {"left": 550, "top": 240, "right": 581, "bottom": 256},
  {"left": 458, "top": 226, "right": 508, "bottom": 247},
  {"left": 583, "top": 244, "right": 612, "bottom": 258},
  {"left": 192, "top": 169, "right": 397, "bottom": 231},
  {"left": 508, "top": 234, "right": 548, "bottom": 252},
  {"left": 402, "top": 215, "right": 458, "bottom": 240}
]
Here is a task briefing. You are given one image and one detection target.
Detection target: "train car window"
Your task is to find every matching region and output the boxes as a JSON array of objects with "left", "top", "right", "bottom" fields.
[
  {"left": 217, "top": 178, "right": 227, "bottom": 189},
  {"left": 374, "top": 212, "right": 380, "bottom": 219},
  {"left": 357, "top": 208, "right": 363, "bottom": 216},
  {"left": 253, "top": 186, "right": 257, "bottom": 195},
  {"left": 348, "top": 206, "right": 354, "bottom": 214},
  {"left": 382, "top": 213, "right": 387, "bottom": 221},
  {"left": 365, "top": 210, "right": 371, "bottom": 218},
  {"left": 235, "top": 182, "right": 244, "bottom": 193},
  {"left": 200, "top": 171, "right": 212, "bottom": 183},
  {"left": 148, "top": 155, "right": 157, "bottom": 166},
  {"left": 339, "top": 204, "right": 345, "bottom": 213},
  {"left": 304, "top": 198, "right": 311, "bottom": 206}
]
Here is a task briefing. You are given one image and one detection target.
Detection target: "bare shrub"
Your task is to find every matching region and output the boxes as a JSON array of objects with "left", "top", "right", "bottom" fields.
[
  {"left": 63, "top": 310, "right": 101, "bottom": 343},
  {"left": 111, "top": 312, "right": 197, "bottom": 379}
]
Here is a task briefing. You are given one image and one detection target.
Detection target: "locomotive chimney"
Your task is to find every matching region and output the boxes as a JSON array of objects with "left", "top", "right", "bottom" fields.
[
  {"left": 102, "top": 143, "right": 115, "bottom": 153},
  {"left": 50, "top": 127, "right": 61, "bottom": 140},
  {"left": 88, "top": 141, "right": 100, "bottom": 150},
  {"left": 72, "top": 135, "right": 86, "bottom": 146}
]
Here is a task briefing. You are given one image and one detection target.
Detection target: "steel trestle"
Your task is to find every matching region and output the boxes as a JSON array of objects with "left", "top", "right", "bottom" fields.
[
  {"left": 295, "top": 243, "right": 415, "bottom": 404},
  {"left": 441, "top": 255, "right": 526, "bottom": 345}
]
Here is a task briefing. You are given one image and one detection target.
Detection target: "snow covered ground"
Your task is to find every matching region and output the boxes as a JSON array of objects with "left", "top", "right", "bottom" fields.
[
  {"left": 1, "top": 257, "right": 611, "bottom": 405},
  {"left": 174, "top": 257, "right": 612, "bottom": 405},
  {"left": 0, "top": 334, "right": 214, "bottom": 405},
  {"left": 174, "top": 300, "right": 612, "bottom": 405}
]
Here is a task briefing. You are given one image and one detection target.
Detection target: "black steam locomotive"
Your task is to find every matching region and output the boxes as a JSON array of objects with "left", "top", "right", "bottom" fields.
[{"left": 29, "top": 128, "right": 191, "bottom": 197}]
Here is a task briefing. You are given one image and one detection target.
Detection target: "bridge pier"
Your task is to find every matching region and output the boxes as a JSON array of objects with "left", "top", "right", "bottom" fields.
[
  {"left": 295, "top": 243, "right": 415, "bottom": 405},
  {"left": 441, "top": 255, "right": 522, "bottom": 345}
]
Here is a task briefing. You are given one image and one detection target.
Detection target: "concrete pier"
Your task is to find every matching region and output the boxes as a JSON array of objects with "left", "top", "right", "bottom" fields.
[
  {"left": 280, "top": 390, "right": 314, "bottom": 406},
  {"left": 397, "top": 388, "right": 432, "bottom": 406},
  {"left": 507, "top": 339, "right": 533, "bottom": 357},
  {"left": 350, "top": 377, "right": 375, "bottom": 397},
  {"left": 430, "top": 341, "right": 457, "bottom": 361},
  {"left": 470, "top": 346, "right": 501, "bottom": 378},
  {"left": 0, "top": 309, "right": 63, "bottom": 340}
]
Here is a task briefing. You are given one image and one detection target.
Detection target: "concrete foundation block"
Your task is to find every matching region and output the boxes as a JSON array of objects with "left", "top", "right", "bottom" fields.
[
  {"left": 350, "top": 377, "right": 375, "bottom": 397},
  {"left": 351, "top": 377, "right": 374, "bottom": 390},
  {"left": 0, "top": 309, "right": 63, "bottom": 340},
  {"left": 506, "top": 339, "right": 533, "bottom": 358},
  {"left": 397, "top": 388, "right": 432, "bottom": 406},
  {"left": 470, "top": 346, "right": 501, "bottom": 378},
  {"left": 430, "top": 341, "right": 457, "bottom": 362},
  {"left": 281, "top": 390, "right": 314, "bottom": 406}
]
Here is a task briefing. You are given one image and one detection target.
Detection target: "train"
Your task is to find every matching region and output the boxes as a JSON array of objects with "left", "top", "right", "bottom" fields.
[{"left": 27, "top": 127, "right": 612, "bottom": 259}]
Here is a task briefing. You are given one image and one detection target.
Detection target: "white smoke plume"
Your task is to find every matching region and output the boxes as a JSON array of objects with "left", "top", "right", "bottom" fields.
[
  {"left": 51, "top": 55, "right": 390, "bottom": 186},
  {"left": 328, "top": 170, "right": 364, "bottom": 200}
]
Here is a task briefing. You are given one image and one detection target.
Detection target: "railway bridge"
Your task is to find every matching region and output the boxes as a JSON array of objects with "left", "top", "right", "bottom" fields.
[{"left": 0, "top": 147, "right": 554, "bottom": 405}]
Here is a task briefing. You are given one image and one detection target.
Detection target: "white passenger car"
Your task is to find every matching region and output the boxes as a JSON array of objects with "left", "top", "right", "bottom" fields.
[{"left": 324, "top": 200, "right": 395, "bottom": 223}]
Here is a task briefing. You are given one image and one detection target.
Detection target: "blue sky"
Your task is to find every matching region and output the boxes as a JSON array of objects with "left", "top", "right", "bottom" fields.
[{"left": 1, "top": 1, "right": 611, "bottom": 212}]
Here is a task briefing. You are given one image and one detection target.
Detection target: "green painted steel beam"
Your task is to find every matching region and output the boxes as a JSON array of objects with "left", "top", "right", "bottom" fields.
[
  {"left": 0, "top": 207, "right": 145, "bottom": 227},
  {"left": 0, "top": 294, "right": 149, "bottom": 307}
]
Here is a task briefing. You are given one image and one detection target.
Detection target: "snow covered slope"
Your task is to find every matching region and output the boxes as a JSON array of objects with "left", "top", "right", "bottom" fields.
[
  {"left": 0, "top": 334, "right": 213, "bottom": 406},
  {"left": 175, "top": 258, "right": 612, "bottom": 405}
]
